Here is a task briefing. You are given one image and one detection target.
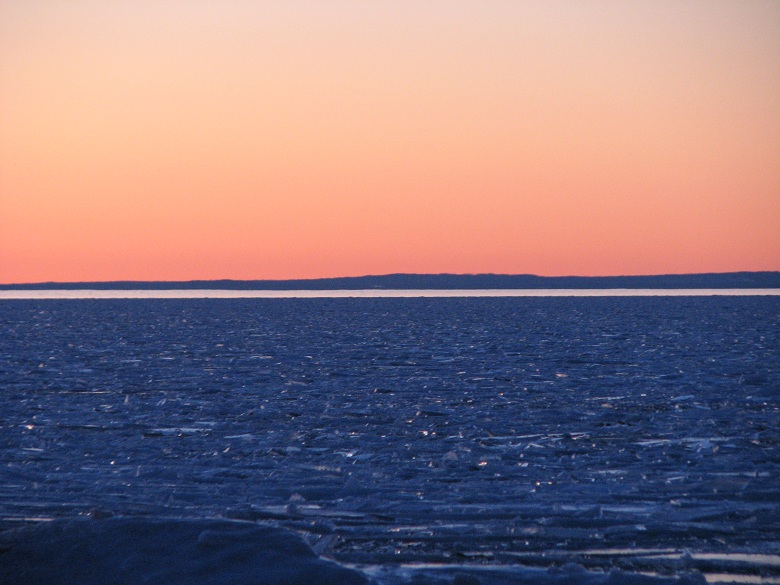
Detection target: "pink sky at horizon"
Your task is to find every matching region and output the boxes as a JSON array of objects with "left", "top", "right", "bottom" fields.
[{"left": 1, "top": 1, "right": 778, "bottom": 284}]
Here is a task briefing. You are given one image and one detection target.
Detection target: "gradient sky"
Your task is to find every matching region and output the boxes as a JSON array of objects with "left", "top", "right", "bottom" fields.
[{"left": 1, "top": 1, "right": 778, "bottom": 283}]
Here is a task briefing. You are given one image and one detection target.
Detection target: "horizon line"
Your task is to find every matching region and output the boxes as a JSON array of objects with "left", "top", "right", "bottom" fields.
[{"left": 2, "top": 270, "right": 779, "bottom": 289}]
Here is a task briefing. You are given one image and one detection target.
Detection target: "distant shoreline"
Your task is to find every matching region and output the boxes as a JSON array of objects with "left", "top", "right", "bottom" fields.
[{"left": 1, "top": 271, "right": 779, "bottom": 291}]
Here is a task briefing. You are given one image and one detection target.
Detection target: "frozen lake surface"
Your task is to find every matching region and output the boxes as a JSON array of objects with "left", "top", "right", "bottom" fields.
[{"left": 0, "top": 296, "right": 778, "bottom": 584}]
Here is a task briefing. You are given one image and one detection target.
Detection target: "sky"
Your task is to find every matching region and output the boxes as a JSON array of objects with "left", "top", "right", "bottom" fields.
[{"left": 1, "top": 1, "right": 778, "bottom": 283}]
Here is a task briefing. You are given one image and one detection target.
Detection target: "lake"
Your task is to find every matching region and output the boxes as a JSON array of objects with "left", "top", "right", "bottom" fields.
[
  {"left": 1, "top": 295, "right": 778, "bottom": 583},
  {"left": 1, "top": 288, "right": 779, "bottom": 299}
]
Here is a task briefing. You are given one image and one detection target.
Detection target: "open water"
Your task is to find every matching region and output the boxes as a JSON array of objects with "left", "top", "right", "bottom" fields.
[{"left": 0, "top": 295, "right": 778, "bottom": 583}]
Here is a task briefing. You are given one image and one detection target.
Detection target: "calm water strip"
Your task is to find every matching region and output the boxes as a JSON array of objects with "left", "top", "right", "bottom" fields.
[{"left": 2, "top": 288, "right": 779, "bottom": 299}]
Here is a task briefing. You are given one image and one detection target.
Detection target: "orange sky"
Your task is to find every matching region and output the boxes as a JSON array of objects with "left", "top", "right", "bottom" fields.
[{"left": 1, "top": 1, "right": 779, "bottom": 283}]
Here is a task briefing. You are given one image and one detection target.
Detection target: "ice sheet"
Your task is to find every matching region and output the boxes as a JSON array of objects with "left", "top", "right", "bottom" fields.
[{"left": 1, "top": 296, "right": 778, "bottom": 583}]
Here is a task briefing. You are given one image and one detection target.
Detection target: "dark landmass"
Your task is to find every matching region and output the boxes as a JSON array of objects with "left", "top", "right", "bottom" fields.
[{"left": 2, "top": 271, "right": 779, "bottom": 290}]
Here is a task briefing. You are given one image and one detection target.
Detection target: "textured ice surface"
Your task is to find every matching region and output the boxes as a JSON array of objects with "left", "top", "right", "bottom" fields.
[
  {"left": 0, "top": 516, "right": 713, "bottom": 585},
  {"left": 0, "top": 297, "right": 778, "bottom": 583}
]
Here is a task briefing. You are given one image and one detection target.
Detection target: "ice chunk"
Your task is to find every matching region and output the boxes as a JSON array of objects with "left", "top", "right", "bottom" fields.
[{"left": 0, "top": 517, "right": 367, "bottom": 585}]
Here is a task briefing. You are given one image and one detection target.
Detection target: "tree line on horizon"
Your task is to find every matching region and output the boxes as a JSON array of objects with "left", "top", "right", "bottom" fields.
[{"left": 2, "top": 271, "right": 779, "bottom": 290}]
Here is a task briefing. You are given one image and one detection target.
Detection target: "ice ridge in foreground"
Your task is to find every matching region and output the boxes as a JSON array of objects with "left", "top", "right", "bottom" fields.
[{"left": 0, "top": 516, "right": 707, "bottom": 585}]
